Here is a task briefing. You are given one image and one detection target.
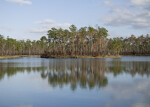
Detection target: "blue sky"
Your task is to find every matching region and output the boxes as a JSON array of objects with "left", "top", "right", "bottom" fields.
[{"left": 0, "top": 0, "right": 150, "bottom": 40}]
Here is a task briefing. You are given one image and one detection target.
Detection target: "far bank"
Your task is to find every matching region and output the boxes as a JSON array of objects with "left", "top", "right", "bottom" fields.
[
  {"left": 0, "top": 55, "right": 40, "bottom": 59},
  {"left": 40, "top": 55, "right": 121, "bottom": 59}
]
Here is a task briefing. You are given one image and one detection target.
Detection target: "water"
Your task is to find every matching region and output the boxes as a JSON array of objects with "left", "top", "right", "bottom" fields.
[{"left": 0, "top": 56, "right": 150, "bottom": 107}]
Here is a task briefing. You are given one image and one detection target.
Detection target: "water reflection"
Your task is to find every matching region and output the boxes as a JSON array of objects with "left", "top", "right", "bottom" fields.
[
  {"left": 107, "top": 60, "right": 150, "bottom": 77},
  {"left": 0, "top": 58, "right": 150, "bottom": 91}
]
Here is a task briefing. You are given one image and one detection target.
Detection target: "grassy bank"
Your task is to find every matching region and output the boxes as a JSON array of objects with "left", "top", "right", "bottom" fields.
[{"left": 0, "top": 55, "right": 40, "bottom": 59}]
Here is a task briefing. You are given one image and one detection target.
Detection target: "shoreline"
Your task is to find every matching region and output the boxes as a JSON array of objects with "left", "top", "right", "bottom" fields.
[
  {"left": 1, "top": 55, "right": 150, "bottom": 60},
  {"left": 0, "top": 55, "right": 40, "bottom": 59},
  {"left": 41, "top": 54, "right": 150, "bottom": 59},
  {"left": 41, "top": 55, "right": 121, "bottom": 59}
]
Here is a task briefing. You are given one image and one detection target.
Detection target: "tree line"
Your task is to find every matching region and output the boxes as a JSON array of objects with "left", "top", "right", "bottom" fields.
[
  {"left": 0, "top": 25, "right": 150, "bottom": 56},
  {"left": 0, "top": 34, "right": 47, "bottom": 56},
  {"left": 42, "top": 25, "right": 150, "bottom": 57}
]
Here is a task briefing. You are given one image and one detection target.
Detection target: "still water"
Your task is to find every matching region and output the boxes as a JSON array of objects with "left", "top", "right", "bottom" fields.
[{"left": 0, "top": 56, "right": 150, "bottom": 107}]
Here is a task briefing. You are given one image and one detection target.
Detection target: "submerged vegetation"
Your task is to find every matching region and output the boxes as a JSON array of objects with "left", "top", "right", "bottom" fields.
[{"left": 0, "top": 25, "right": 150, "bottom": 58}]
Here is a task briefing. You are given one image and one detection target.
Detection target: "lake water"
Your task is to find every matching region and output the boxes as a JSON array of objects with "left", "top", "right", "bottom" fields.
[{"left": 0, "top": 56, "right": 150, "bottom": 107}]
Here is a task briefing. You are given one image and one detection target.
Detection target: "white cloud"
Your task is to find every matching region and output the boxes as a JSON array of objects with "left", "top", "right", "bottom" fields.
[
  {"left": 132, "top": 103, "right": 150, "bottom": 107},
  {"left": 103, "top": 0, "right": 150, "bottom": 29},
  {"left": 130, "top": 0, "right": 150, "bottom": 5},
  {"left": 15, "top": 104, "right": 32, "bottom": 107},
  {"left": 6, "top": 0, "right": 32, "bottom": 5},
  {"left": 0, "top": 26, "right": 14, "bottom": 32},
  {"left": 104, "top": 1, "right": 113, "bottom": 7},
  {"left": 34, "top": 19, "right": 55, "bottom": 25},
  {"left": 30, "top": 19, "right": 71, "bottom": 33}
]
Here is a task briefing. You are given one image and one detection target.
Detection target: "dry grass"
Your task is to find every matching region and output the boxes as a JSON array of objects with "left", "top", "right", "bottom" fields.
[{"left": 0, "top": 55, "right": 40, "bottom": 59}]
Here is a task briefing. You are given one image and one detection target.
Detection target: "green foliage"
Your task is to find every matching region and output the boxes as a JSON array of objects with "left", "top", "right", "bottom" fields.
[
  {"left": 0, "top": 35, "right": 48, "bottom": 56},
  {"left": 46, "top": 25, "right": 109, "bottom": 57},
  {"left": 111, "top": 38, "right": 123, "bottom": 55},
  {"left": 0, "top": 25, "right": 150, "bottom": 57}
]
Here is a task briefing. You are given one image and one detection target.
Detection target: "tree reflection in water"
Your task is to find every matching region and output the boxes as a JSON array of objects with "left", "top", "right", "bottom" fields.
[
  {"left": 47, "top": 59, "right": 107, "bottom": 90},
  {"left": 0, "top": 58, "right": 150, "bottom": 90}
]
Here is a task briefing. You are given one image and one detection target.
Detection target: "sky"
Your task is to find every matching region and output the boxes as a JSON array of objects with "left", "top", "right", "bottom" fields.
[{"left": 0, "top": 0, "right": 150, "bottom": 40}]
